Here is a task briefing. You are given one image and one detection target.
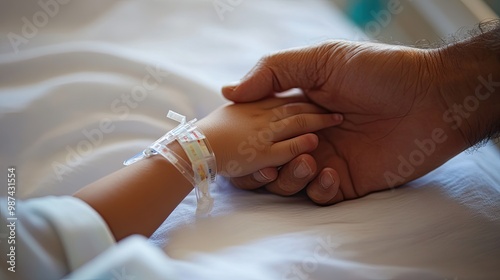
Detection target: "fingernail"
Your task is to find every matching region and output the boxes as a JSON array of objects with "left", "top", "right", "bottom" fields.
[
  {"left": 294, "top": 160, "right": 311, "bottom": 179},
  {"left": 332, "top": 114, "right": 343, "bottom": 122},
  {"left": 224, "top": 80, "right": 241, "bottom": 92},
  {"left": 253, "top": 169, "right": 271, "bottom": 183},
  {"left": 320, "top": 172, "right": 334, "bottom": 190}
]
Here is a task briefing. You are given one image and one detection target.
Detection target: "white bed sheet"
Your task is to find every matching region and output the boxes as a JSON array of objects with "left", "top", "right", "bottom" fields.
[{"left": 1, "top": 1, "right": 499, "bottom": 279}]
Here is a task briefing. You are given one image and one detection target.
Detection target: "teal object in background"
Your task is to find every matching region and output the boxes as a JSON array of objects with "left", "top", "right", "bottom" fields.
[
  {"left": 484, "top": 0, "right": 500, "bottom": 16},
  {"left": 346, "top": 0, "right": 385, "bottom": 27}
]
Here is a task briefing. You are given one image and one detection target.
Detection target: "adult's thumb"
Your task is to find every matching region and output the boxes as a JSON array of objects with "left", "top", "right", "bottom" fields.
[{"left": 222, "top": 45, "right": 327, "bottom": 103}]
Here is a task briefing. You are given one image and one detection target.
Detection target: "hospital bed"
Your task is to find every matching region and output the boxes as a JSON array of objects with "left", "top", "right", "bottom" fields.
[{"left": 1, "top": 1, "right": 499, "bottom": 279}]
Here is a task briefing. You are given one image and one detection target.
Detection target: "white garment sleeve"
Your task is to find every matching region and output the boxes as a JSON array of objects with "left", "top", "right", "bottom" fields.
[{"left": 0, "top": 196, "right": 115, "bottom": 280}]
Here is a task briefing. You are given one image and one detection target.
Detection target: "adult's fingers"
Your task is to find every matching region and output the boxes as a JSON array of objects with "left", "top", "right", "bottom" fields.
[
  {"left": 264, "top": 154, "right": 317, "bottom": 196},
  {"left": 230, "top": 167, "right": 278, "bottom": 190},
  {"left": 233, "top": 159, "right": 345, "bottom": 204},
  {"left": 222, "top": 44, "right": 333, "bottom": 102},
  {"left": 305, "top": 167, "right": 343, "bottom": 205}
]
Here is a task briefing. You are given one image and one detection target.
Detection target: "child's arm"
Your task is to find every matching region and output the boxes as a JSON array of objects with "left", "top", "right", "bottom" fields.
[{"left": 74, "top": 96, "right": 343, "bottom": 241}]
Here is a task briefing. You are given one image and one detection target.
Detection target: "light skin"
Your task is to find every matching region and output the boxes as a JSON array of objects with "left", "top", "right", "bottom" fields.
[
  {"left": 74, "top": 96, "right": 343, "bottom": 241},
  {"left": 224, "top": 24, "right": 500, "bottom": 205}
]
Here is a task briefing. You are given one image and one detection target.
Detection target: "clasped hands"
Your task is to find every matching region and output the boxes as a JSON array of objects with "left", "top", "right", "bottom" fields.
[{"left": 216, "top": 40, "right": 470, "bottom": 205}]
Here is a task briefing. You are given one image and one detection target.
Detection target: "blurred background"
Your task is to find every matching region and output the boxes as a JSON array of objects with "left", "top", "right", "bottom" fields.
[{"left": 333, "top": 0, "right": 499, "bottom": 44}]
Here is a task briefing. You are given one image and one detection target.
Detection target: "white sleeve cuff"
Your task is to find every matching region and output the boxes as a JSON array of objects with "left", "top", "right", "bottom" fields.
[{"left": 25, "top": 196, "right": 116, "bottom": 271}]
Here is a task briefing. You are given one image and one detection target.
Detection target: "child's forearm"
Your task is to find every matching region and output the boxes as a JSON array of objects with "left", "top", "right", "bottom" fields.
[
  {"left": 74, "top": 144, "right": 192, "bottom": 241},
  {"left": 72, "top": 97, "right": 341, "bottom": 241}
]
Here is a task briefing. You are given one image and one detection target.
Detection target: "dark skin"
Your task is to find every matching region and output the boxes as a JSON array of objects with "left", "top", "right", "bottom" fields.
[{"left": 225, "top": 26, "right": 500, "bottom": 205}]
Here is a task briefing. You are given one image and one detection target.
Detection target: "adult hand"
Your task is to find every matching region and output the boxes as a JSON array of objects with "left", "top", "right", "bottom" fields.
[{"left": 223, "top": 40, "right": 481, "bottom": 205}]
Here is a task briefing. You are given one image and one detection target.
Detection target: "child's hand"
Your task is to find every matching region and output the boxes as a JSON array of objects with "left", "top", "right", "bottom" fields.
[
  {"left": 198, "top": 96, "right": 343, "bottom": 177},
  {"left": 75, "top": 95, "right": 342, "bottom": 240}
]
